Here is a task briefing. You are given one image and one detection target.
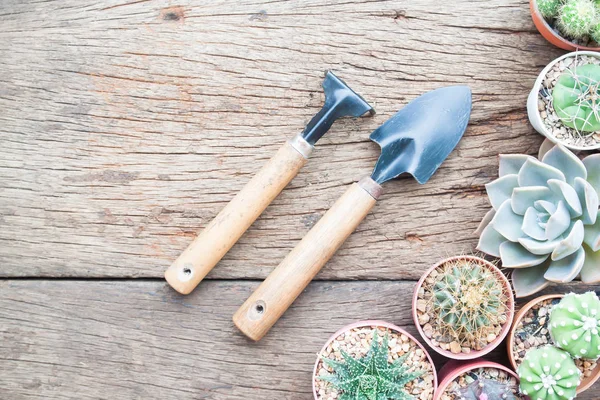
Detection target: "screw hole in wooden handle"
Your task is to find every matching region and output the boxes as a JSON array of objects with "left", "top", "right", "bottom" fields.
[
  {"left": 247, "top": 300, "right": 266, "bottom": 321},
  {"left": 177, "top": 264, "right": 194, "bottom": 282}
]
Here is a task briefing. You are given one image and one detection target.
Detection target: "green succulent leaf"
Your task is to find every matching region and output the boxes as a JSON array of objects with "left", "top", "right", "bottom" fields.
[{"left": 318, "top": 330, "right": 421, "bottom": 400}]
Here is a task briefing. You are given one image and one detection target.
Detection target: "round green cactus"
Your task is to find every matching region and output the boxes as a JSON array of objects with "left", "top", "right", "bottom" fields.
[
  {"left": 592, "top": 22, "right": 600, "bottom": 43},
  {"left": 557, "top": 0, "right": 597, "bottom": 39},
  {"left": 552, "top": 64, "right": 600, "bottom": 133},
  {"left": 550, "top": 292, "right": 600, "bottom": 360},
  {"left": 518, "top": 346, "right": 580, "bottom": 400},
  {"left": 537, "top": 0, "right": 564, "bottom": 18}
]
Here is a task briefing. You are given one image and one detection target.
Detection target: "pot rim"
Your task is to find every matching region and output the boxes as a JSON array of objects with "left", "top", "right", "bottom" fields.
[
  {"left": 528, "top": 51, "right": 600, "bottom": 151},
  {"left": 312, "top": 320, "right": 438, "bottom": 399},
  {"left": 530, "top": 0, "right": 600, "bottom": 51},
  {"left": 506, "top": 293, "right": 600, "bottom": 394},
  {"left": 412, "top": 255, "right": 515, "bottom": 360},
  {"left": 433, "top": 360, "right": 519, "bottom": 400}
]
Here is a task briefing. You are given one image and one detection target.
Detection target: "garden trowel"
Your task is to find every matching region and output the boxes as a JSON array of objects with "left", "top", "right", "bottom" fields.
[
  {"left": 233, "top": 86, "right": 473, "bottom": 341},
  {"left": 165, "top": 71, "right": 374, "bottom": 295}
]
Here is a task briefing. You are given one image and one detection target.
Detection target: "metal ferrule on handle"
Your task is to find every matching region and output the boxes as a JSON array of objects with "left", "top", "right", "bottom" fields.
[
  {"left": 164, "top": 134, "right": 312, "bottom": 295},
  {"left": 233, "top": 177, "right": 382, "bottom": 341}
]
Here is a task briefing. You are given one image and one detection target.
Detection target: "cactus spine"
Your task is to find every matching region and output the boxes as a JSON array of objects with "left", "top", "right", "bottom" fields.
[
  {"left": 429, "top": 258, "right": 508, "bottom": 348},
  {"left": 550, "top": 292, "right": 600, "bottom": 360},
  {"left": 518, "top": 346, "right": 581, "bottom": 400}
]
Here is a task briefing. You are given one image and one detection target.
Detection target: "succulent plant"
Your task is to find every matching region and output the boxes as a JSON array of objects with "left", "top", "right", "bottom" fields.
[
  {"left": 518, "top": 346, "right": 581, "bottom": 400},
  {"left": 454, "top": 378, "right": 519, "bottom": 400},
  {"left": 552, "top": 64, "right": 600, "bottom": 133},
  {"left": 477, "top": 145, "right": 600, "bottom": 297},
  {"left": 537, "top": 0, "right": 563, "bottom": 18},
  {"left": 319, "top": 330, "right": 422, "bottom": 400},
  {"left": 550, "top": 292, "right": 600, "bottom": 360},
  {"left": 557, "top": 0, "right": 597, "bottom": 39},
  {"left": 429, "top": 258, "right": 509, "bottom": 347},
  {"left": 592, "top": 22, "right": 600, "bottom": 43}
]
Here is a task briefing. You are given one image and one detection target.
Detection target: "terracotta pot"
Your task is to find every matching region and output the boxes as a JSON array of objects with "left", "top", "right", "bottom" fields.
[
  {"left": 433, "top": 360, "right": 519, "bottom": 400},
  {"left": 529, "top": 0, "right": 600, "bottom": 51},
  {"left": 527, "top": 51, "right": 600, "bottom": 152},
  {"left": 412, "top": 256, "right": 515, "bottom": 360},
  {"left": 507, "top": 294, "right": 600, "bottom": 394},
  {"left": 312, "top": 320, "right": 438, "bottom": 399}
]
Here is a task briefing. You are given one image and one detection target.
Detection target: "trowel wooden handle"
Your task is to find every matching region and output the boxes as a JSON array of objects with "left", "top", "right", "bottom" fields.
[
  {"left": 165, "top": 137, "right": 311, "bottom": 295},
  {"left": 233, "top": 178, "right": 380, "bottom": 341}
]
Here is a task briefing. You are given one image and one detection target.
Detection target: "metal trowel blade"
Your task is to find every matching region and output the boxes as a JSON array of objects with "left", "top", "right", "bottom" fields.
[{"left": 369, "top": 86, "right": 472, "bottom": 184}]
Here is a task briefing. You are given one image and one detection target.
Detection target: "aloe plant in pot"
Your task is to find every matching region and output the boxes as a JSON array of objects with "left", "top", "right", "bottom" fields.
[
  {"left": 412, "top": 256, "right": 515, "bottom": 360},
  {"left": 313, "top": 321, "right": 437, "bottom": 400},
  {"left": 527, "top": 52, "right": 600, "bottom": 150},
  {"left": 477, "top": 144, "right": 600, "bottom": 297}
]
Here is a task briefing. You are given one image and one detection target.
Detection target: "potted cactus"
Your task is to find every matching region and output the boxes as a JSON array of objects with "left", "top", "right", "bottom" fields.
[
  {"left": 412, "top": 256, "right": 515, "bottom": 360},
  {"left": 517, "top": 346, "right": 581, "bottom": 400},
  {"left": 507, "top": 292, "right": 600, "bottom": 394},
  {"left": 434, "top": 360, "right": 523, "bottom": 400},
  {"left": 530, "top": 0, "right": 600, "bottom": 50},
  {"left": 527, "top": 51, "right": 600, "bottom": 150},
  {"left": 313, "top": 321, "right": 437, "bottom": 400},
  {"left": 477, "top": 144, "right": 600, "bottom": 297}
]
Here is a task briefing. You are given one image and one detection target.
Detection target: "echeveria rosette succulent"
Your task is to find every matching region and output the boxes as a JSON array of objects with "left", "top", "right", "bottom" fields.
[
  {"left": 477, "top": 145, "right": 600, "bottom": 298},
  {"left": 550, "top": 292, "right": 600, "bottom": 360}
]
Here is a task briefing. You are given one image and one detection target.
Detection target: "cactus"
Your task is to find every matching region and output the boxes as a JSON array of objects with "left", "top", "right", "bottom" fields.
[
  {"left": 518, "top": 346, "right": 581, "bottom": 400},
  {"left": 477, "top": 144, "right": 600, "bottom": 298},
  {"left": 592, "top": 22, "right": 600, "bottom": 43},
  {"left": 550, "top": 292, "right": 600, "bottom": 360},
  {"left": 538, "top": 0, "right": 564, "bottom": 18},
  {"left": 557, "top": 0, "right": 597, "bottom": 39},
  {"left": 430, "top": 258, "right": 508, "bottom": 346},
  {"left": 454, "top": 378, "right": 519, "bottom": 400},
  {"left": 318, "top": 330, "right": 422, "bottom": 400},
  {"left": 553, "top": 64, "right": 600, "bottom": 132}
]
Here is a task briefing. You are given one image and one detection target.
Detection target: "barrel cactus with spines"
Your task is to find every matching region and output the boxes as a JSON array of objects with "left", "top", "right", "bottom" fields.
[
  {"left": 552, "top": 64, "right": 600, "bottom": 133},
  {"left": 455, "top": 378, "right": 519, "bottom": 400},
  {"left": 557, "top": 0, "right": 597, "bottom": 39},
  {"left": 431, "top": 258, "right": 508, "bottom": 345},
  {"left": 538, "top": 0, "right": 564, "bottom": 18},
  {"left": 550, "top": 292, "right": 600, "bottom": 360},
  {"left": 518, "top": 346, "right": 581, "bottom": 400},
  {"left": 592, "top": 22, "right": 600, "bottom": 43},
  {"left": 477, "top": 145, "right": 600, "bottom": 298}
]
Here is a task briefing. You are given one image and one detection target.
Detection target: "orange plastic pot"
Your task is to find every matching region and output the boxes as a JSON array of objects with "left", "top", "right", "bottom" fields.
[{"left": 530, "top": 0, "right": 600, "bottom": 51}]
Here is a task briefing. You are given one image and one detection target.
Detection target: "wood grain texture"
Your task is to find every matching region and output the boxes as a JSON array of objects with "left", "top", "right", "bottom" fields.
[
  {"left": 0, "top": 0, "right": 568, "bottom": 279},
  {"left": 1, "top": 280, "right": 598, "bottom": 399}
]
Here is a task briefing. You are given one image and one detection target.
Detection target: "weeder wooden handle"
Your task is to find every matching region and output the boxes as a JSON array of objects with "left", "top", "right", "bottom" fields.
[
  {"left": 165, "top": 137, "right": 311, "bottom": 295},
  {"left": 233, "top": 178, "right": 380, "bottom": 341}
]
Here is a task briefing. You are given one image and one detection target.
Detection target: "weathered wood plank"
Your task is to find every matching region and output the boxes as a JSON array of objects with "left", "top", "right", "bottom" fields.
[
  {"left": 1, "top": 280, "right": 598, "bottom": 399},
  {"left": 0, "top": 0, "right": 566, "bottom": 278}
]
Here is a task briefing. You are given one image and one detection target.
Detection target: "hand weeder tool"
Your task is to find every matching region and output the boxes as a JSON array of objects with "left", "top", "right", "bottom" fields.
[
  {"left": 233, "top": 86, "right": 472, "bottom": 341},
  {"left": 165, "top": 71, "right": 374, "bottom": 295}
]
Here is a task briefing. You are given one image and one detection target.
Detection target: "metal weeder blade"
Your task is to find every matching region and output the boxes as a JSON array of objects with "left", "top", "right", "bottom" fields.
[{"left": 369, "top": 86, "right": 472, "bottom": 185}]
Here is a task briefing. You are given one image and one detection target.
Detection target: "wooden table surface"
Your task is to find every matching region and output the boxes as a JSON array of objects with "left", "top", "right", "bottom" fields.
[{"left": 0, "top": 0, "right": 598, "bottom": 398}]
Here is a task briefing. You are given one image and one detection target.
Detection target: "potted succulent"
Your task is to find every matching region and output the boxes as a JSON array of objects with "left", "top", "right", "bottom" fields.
[
  {"left": 527, "top": 51, "right": 600, "bottom": 150},
  {"left": 434, "top": 360, "right": 523, "bottom": 400},
  {"left": 507, "top": 292, "right": 600, "bottom": 394},
  {"left": 412, "top": 256, "right": 515, "bottom": 360},
  {"left": 477, "top": 144, "right": 600, "bottom": 297},
  {"left": 530, "top": 0, "right": 600, "bottom": 50},
  {"left": 313, "top": 321, "right": 437, "bottom": 400}
]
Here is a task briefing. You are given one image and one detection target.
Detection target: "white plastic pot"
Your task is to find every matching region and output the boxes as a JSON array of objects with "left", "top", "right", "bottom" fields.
[{"left": 527, "top": 51, "right": 600, "bottom": 151}]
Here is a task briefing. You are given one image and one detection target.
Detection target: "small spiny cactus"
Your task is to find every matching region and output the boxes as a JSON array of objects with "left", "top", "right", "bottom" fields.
[
  {"left": 538, "top": 0, "right": 564, "bottom": 18},
  {"left": 454, "top": 378, "right": 519, "bottom": 400},
  {"left": 518, "top": 346, "right": 581, "bottom": 400},
  {"left": 318, "top": 330, "right": 423, "bottom": 400},
  {"left": 557, "top": 0, "right": 597, "bottom": 39},
  {"left": 429, "top": 258, "right": 508, "bottom": 347},
  {"left": 552, "top": 64, "right": 600, "bottom": 132},
  {"left": 592, "top": 21, "right": 600, "bottom": 43},
  {"left": 550, "top": 292, "right": 600, "bottom": 360}
]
